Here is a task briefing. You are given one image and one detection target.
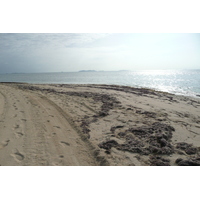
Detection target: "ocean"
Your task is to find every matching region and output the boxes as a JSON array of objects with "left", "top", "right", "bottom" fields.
[{"left": 0, "top": 70, "right": 200, "bottom": 98}]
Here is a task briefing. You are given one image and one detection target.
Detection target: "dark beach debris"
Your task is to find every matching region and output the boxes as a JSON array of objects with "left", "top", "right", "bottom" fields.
[
  {"left": 129, "top": 128, "right": 149, "bottom": 137},
  {"left": 77, "top": 93, "right": 121, "bottom": 137},
  {"left": 98, "top": 140, "right": 119, "bottom": 154},
  {"left": 126, "top": 122, "right": 175, "bottom": 155},
  {"left": 110, "top": 125, "right": 124, "bottom": 133},
  {"left": 17, "top": 85, "right": 121, "bottom": 138},
  {"left": 76, "top": 84, "right": 181, "bottom": 103},
  {"left": 128, "top": 122, "right": 175, "bottom": 139},
  {"left": 148, "top": 145, "right": 174, "bottom": 155},
  {"left": 117, "top": 138, "right": 150, "bottom": 155},
  {"left": 99, "top": 121, "right": 200, "bottom": 165},
  {"left": 149, "top": 155, "right": 170, "bottom": 166},
  {"left": 135, "top": 110, "right": 157, "bottom": 118},
  {"left": 16, "top": 84, "right": 183, "bottom": 108},
  {"left": 86, "top": 85, "right": 158, "bottom": 97},
  {"left": 118, "top": 132, "right": 126, "bottom": 137},
  {"left": 64, "top": 91, "right": 121, "bottom": 117},
  {"left": 98, "top": 138, "right": 147, "bottom": 155},
  {"left": 100, "top": 122, "right": 176, "bottom": 156},
  {"left": 147, "top": 128, "right": 175, "bottom": 155},
  {"left": 17, "top": 84, "right": 121, "bottom": 117},
  {"left": 176, "top": 142, "right": 197, "bottom": 155},
  {"left": 176, "top": 156, "right": 200, "bottom": 166},
  {"left": 99, "top": 111, "right": 108, "bottom": 117},
  {"left": 80, "top": 119, "right": 91, "bottom": 139},
  {"left": 80, "top": 115, "right": 101, "bottom": 139},
  {"left": 63, "top": 92, "right": 121, "bottom": 138}
]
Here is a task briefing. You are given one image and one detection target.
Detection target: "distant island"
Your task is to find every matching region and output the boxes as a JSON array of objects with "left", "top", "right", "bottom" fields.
[
  {"left": 78, "top": 70, "right": 130, "bottom": 72},
  {"left": 79, "top": 70, "right": 97, "bottom": 72}
]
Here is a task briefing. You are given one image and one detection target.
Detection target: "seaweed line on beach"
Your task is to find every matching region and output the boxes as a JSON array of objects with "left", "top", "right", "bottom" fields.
[
  {"left": 16, "top": 84, "right": 121, "bottom": 138},
  {"left": 10, "top": 84, "right": 112, "bottom": 165}
]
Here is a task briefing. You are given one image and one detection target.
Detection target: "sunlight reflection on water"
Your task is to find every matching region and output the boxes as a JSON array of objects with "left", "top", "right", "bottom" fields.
[{"left": 0, "top": 70, "right": 199, "bottom": 97}]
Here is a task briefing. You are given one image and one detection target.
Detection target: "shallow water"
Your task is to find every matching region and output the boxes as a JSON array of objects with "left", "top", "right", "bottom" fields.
[{"left": 0, "top": 70, "right": 200, "bottom": 97}]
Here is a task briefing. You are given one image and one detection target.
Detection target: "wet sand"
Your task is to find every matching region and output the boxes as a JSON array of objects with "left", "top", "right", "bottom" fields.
[{"left": 0, "top": 83, "right": 200, "bottom": 166}]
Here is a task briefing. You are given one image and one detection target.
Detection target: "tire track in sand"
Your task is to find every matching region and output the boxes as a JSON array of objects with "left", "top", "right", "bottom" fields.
[{"left": 0, "top": 83, "right": 99, "bottom": 165}]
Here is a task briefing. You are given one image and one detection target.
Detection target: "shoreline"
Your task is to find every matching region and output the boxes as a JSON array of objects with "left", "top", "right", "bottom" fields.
[
  {"left": 1, "top": 81, "right": 200, "bottom": 99},
  {"left": 1, "top": 69, "right": 200, "bottom": 98},
  {"left": 0, "top": 83, "right": 200, "bottom": 165}
]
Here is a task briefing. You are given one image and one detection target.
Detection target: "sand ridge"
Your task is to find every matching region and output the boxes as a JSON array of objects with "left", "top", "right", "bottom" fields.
[{"left": 0, "top": 83, "right": 200, "bottom": 166}]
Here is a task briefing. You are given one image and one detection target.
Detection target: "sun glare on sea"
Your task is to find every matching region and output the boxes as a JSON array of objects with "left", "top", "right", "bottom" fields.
[{"left": 134, "top": 70, "right": 175, "bottom": 76}]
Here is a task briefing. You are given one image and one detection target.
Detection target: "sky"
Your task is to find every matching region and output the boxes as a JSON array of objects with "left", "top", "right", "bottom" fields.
[{"left": 0, "top": 33, "right": 200, "bottom": 73}]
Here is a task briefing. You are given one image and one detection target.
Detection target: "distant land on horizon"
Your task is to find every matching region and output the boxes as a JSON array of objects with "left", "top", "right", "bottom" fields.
[
  {"left": 0, "top": 70, "right": 129, "bottom": 74},
  {"left": 79, "top": 70, "right": 97, "bottom": 72},
  {"left": 1, "top": 69, "right": 199, "bottom": 75},
  {"left": 78, "top": 70, "right": 130, "bottom": 72}
]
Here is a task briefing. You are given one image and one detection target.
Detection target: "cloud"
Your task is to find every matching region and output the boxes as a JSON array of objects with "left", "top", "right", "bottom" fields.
[
  {"left": 0, "top": 33, "right": 111, "bottom": 73},
  {"left": 0, "top": 33, "right": 111, "bottom": 51},
  {"left": 0, "top": 33, "right": 199, "bottom": 73}
]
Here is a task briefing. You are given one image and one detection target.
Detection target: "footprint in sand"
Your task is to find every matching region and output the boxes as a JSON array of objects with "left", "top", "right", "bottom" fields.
[
  {"left": 13, "top": 124, "right": 24, "bottom": 138},
  {"left": 11, "top": 149, "right": 25, "bottom": 161},
  {"left": 52, "top": 155, "right": 65, "bottom": 165},
  {"left": 54, "top": 126, "right": 61, "bottom": 129},
  {"left": 0, "top": 140, "right": 10, "bottom": 149},
  {"left": 60, "top": 141, "right": 70, "bottom": 146},
  {"left": 14, "top": 124, "right": 20, "bottom": 129},
  {"left": 16, "top": 132, "right": 24, "bottom": 137}
]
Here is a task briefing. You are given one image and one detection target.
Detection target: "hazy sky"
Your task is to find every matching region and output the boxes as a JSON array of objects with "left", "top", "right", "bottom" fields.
[{"left": 0, "top": 33, "right": 200, "bottom": 73}]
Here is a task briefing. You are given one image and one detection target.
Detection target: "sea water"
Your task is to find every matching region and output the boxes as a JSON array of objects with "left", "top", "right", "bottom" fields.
[{"left": 0, "top": 70, "right": 200, "bottom": 98}]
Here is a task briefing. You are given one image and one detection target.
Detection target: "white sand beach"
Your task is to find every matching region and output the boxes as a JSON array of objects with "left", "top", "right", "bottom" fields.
[{"left": 0, "top": 83, "right": 200, "bottom": 166}]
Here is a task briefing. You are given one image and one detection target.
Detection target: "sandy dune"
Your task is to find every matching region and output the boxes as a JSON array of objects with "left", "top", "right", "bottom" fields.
[{"left": 0, "top": 83, "right": 200, "bottom": 166}]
